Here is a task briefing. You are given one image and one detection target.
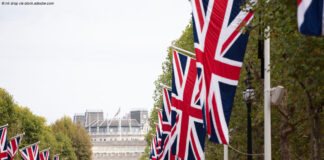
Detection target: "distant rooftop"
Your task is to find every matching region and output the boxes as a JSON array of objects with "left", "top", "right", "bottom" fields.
[
  {"left": 86, "top": 119, "right": 141, "bottom": 127},
  {"left": 74, "top": 113, "right": 85, "bottom": 116},
  {"left": 86, "top": 109, "right": 103, "bottom": 112},
  {"left": 130, "top": 108, "right": 148, "bottom": 112}
]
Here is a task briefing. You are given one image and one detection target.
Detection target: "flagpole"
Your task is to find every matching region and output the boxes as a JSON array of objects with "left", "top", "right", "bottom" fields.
[
  {"left": 160, "top": 83, "right": 171, "bottom": 90},
  {"left": 9, "top": 132, "right": 25, "bottom": 140},
  {"left": 264, "top": 26, "right": 271, "bottom": 160},
  {"left": 39, "top": 147, "right": 50, "bottom": 153},
  {"left": 0, "top": 124, "right": 8, "bottom": 129},
  {"left": 224, "top": 145, "right": 228, "bottom": 160},
  {"left": 170, "top": 45, "right": 195, "bottom": 57},
  {"left": 19, "top": 141, "right": 40, "bottom": 150}
]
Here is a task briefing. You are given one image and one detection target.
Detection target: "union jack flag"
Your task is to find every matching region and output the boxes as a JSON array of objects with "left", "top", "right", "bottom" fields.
[
  {"left": 20, "top": 142, "right": 39, "bottom": 160},
  {"left": 157, "top": 110, "right": 164, "bottom": 154},
  {"left": 191, "top": 0, "right": 255, "bottom": 144},
  {"left": 53, "top": 154, "right": 60, "bottom": 160},
  {"left": 7, "top": 134, "right": 23, "bottom": 160},
  {"left": 158, "top": 88, "right": 171, "bottom": 160},
  {"left": 155, "top": 125, "right": 162, "bottom": 152},
  {"left": 0, "top": 128, "right": 8, "bottom": 160},
  {"left": 170, "top": 50, "right": 206, "bottom": 160},
  {"left": 39, "top": 148, "right": 50, "bottom": 160},
  {"left": 149, "top": 136, "right": 158, "bottom": 160}
]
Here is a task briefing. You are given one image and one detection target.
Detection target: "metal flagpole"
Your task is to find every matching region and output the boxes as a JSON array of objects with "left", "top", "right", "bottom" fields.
[
  {"left": 170, "top": 45, "right": 196, "bottom": 57},
  {"left": 224, "top": 145, "right": 228, "bottom": 160},
  {"left": 264, "top": 26, "right": 271, "bottom": 160},
  {"left": 39, "top": 147, "right": 50, "bottom": 153},
  {"left": 0, "top": 124, "right": 8, "bottom": 129},
  {"left": 19, "top": 141, "right": 40, "bottom": 150},
  {"left": 9, "top": 132, "right": 25, "bottom": 140},
  {"left": 160, "top": 83, "right": 171, "bottom": 90},
  {"left": 119, "top": 118, "right": 121, "bottom": 139}
]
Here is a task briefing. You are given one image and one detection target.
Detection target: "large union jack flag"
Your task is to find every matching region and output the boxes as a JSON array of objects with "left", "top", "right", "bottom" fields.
[
  {"left": 0, "top": 128, "right": 8, "bottom": 160},
  {"left": 7, "top": 134, "right": 23, "bottom": 160},
  {"left": 20, "top": 142, "right": 39, "bottom": 160},
  {"left": 170, "top": 50, "right": 206, "bottom": 160},
  {"left": 39, "top": 148, "right": 50, "bottom": 160},
  {"left": 191, "top": 0, "right": 255, "bottom": 144}
]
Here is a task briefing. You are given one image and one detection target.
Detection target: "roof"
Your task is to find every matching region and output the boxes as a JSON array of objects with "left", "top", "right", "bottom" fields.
[{"left": 87, "top": 119, "right": 140, "bottom": 127}]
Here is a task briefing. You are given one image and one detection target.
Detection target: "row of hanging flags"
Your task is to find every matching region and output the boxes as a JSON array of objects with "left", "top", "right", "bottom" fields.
[
  {"left": 150, "top": 0, "right": 256, "bottom": 159},
  {"left": 0, "top": 125, "right": 61, "bottom": 160},
  {"left": 150, "top": 0, "right": 322, "bottom": 159}
]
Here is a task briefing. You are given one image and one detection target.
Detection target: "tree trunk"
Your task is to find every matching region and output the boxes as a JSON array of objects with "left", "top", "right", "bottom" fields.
[
  {"left": 295, "top": 77, "right": 322, "bottom": 160},
  {"left": 278, "top": 104, "right": 292, "bottom": 160},
  {"left": 310, "top": 108, "right": 321, "bottom": 160},
  {"left": 279, "top": 122, "right": 292, "bottom": 160}
]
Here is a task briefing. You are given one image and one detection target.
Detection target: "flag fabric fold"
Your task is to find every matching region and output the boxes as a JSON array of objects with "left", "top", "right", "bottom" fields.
[
  {"left": 149, "top": 136, "right": 158, "bottom": 160},
  {"left": 39, "top": 148, "right": 50, "bottom": 160},
  {"left": 298, "top": 0, "right": 324, "bottom": 36}
]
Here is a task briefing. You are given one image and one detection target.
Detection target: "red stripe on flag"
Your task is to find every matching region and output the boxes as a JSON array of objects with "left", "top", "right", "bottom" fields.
[
  {"left": 220, "top": 12, "right": 254, "bottom": 55},
  {"left": 27, "top": 148, "right": 34, "bottom": 160},
  {"left": 1, "top": 128, "right": 6, "bottom": 145},
  {"left": 173, "top": 50, "right": 183, "bottom": 86},
  {"left": 211, "top": 93, "right": 227, "bottom": 144},
  {"left": 211, "top": 59, "right": 242, "bottom": 80},
  {"left": 190, "top": 130, "right": 201, "bottom": 160},
  {"left": 163, "top": 89, "right": 171, "bottom": 115},
  {"left": 195, "top": 0, "right": 205, "bottom": 30}
]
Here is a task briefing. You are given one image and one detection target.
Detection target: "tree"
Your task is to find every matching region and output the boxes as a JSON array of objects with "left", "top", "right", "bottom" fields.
[
  {"left": 52, "top": 116, "right": 92, "bottom": 160},
  {"left": 0, "top": 87, "right": 92, "bottom": 160}
]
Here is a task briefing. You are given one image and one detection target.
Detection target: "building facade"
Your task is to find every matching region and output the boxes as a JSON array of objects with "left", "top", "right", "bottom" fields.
[{"left": 73, "top": 109, "right": 149, "bottom": 160}]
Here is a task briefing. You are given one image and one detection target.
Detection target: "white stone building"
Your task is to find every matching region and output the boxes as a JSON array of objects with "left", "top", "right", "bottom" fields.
[{"left": 74, "top": 110, "right": 149, "bottom": 160}]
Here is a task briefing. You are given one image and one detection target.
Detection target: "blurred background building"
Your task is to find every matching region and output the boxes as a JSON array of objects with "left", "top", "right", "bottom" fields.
[{"left": 73, "top": 109, "right": 149, "bottom": 160}]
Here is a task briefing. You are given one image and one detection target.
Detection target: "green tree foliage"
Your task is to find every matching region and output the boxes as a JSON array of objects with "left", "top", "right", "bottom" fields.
[
  {"left": 52, "top": 116, "right": 92, "bottom": 160},
  {"left": 0, "top": 88, "right": 17, "bottom": 135},
  {"left": 0, "top": 88, "right": 92, "bottom": 160},
  {"left": 54, "top": 133, "right": 77, "bottom": 160},
  {"left": 142, "top": 1, "right": 323, "bottom": 160}
]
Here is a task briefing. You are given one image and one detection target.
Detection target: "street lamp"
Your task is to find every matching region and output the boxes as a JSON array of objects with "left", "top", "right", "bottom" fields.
[{"left": 243, "top": 68, "right": 254, "bottom": 160}]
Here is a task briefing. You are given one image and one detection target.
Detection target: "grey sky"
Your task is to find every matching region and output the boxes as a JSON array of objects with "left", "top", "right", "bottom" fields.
[{"left": 0, "top": 0, "right": 192, "bottom": 123}]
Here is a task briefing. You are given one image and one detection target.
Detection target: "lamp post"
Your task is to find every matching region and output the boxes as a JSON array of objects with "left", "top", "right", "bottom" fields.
[{"left": 243, "top": 68, "right": 254, "bottom": 160}]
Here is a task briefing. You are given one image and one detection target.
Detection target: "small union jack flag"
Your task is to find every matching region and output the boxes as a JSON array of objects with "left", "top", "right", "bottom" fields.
[
  {"left": 149, "top": 136, "right": 158, "bottom": 160},
  {"left": 191, "top": 0, "right": 255, "bottom": 144},
  {"left": 155, "top": 125, "right": 162, "bottom": 152},
  {"left": 0, "top": 127, "right": 8, "bottom": 160},
  {"left": 158, "top": 88, "right": 173, "bottom": 160},
  {"left": 20, "top": 142, "right": 39, "bottom": 160},
  {"left": 7, "top": 134, "right": 23, "bottom": 160},
  {"left": 170, "top": 50, "right": 206, "bottom": 160},
  {"left": 39, "top": 148, "right": 50, "bottom": 160},
  {"left": 53, "top": 154, "right": 60, "bottom": 160}
]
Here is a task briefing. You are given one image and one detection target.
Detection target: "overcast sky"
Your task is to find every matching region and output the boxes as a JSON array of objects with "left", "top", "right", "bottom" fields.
[{"left": 0, "top": 0, "right": 192, "bottom": 124}]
